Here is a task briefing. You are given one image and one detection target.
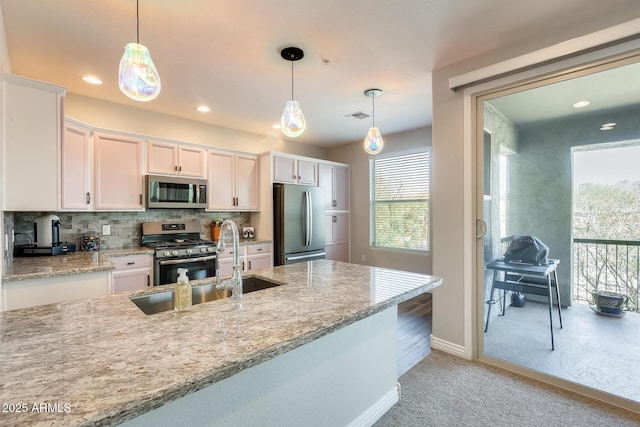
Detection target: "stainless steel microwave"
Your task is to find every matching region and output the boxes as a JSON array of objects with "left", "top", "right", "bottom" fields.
[{"left": 146, "top": 174, "right": 207, "bottom": 209}]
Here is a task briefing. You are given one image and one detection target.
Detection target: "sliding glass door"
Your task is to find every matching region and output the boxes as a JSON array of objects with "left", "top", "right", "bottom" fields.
[{"left": 477, "top": 56, "right": 640, "bottom": 404}]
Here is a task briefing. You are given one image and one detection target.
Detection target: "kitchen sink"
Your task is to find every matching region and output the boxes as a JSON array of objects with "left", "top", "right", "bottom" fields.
[
  {"left": 129, "top": 277, "right": 281, "bottom": 315},
  {"left": 242, "top": 276, "right": 281, "bottom": 293}
]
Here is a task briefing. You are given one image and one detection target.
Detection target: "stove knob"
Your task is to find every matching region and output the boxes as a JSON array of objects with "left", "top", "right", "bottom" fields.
[
  {"left": 171, "top": 250, "right": 178, "bottom": 256},
  {"left": 163, "top": 251, "right": 170, "bottom": 256},
  {"left": 207, "top": 247, "right": 214, "bottom": 252},
  {"left": 186, "top": 249, "right": 192, "bottom": 254},
  {"left": 200, "top": 247, "right": 207, "bottom": 253}
]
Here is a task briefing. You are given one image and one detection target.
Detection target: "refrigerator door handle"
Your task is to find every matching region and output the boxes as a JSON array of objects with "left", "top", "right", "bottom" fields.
[
  {"left": 303, "top": 190, "right": 311, "bottom": 246},
  {"left": 286, "top": 252, "right": 326, "bottom": 262},
  {"left": 302, "top": 191, "right": 307, "bottom": 246},
  {"left": 307, "top": 191, "right": 313, "bottom": 245}
]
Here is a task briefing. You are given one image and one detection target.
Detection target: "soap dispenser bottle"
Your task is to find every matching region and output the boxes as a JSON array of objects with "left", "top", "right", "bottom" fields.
[{"left": 174, "top": 268, "right": 192, "bottom": 313}]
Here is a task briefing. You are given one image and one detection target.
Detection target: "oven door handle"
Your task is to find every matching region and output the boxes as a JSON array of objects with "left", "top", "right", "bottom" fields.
[{"left": 159, "top": 255, "right": 217, "bottom": 265}]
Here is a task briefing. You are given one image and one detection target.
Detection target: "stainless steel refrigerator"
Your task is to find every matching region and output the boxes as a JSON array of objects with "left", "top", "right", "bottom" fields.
[{"left": 273, "top": 183, "right": 326, "bottom": 265}]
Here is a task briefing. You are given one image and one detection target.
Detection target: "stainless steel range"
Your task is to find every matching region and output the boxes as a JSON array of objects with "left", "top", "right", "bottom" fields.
[{"left": 141, "top": 220, "right": 217, "bottom": 286}]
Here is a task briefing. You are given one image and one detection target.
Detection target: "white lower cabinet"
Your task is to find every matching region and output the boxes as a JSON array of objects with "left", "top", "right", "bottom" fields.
[
  {"left": 2, "top": 271, "right": 109, "bottom": 311},
  {"left": 217, "top": 243, "right": 272, "bottom": 277},
  {"left": 109, "top": 254, "right": 153, "bottom": 294},
  {"left": 245, "top": 244, "right": 271, "bottom": 271}
]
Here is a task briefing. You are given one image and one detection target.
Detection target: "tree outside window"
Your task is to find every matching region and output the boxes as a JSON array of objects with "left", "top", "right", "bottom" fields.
[{"left": 369, "top": 151, "right": 430, "bottom": 252}]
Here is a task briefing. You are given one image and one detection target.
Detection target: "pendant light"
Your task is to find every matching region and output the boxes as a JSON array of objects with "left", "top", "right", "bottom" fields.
[
  {"left": 280, "top": 47, "right": 306, "bottom": 138},
  {"left": 118, "top": 0, "right": 161, "bottom": 102},
  {"left": 363, "top": 89, "right": 384, "bottom": 154}
]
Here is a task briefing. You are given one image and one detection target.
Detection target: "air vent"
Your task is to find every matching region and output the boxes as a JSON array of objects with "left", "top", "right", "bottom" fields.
[{"left": 345, "top": 111, "right": 370, "bottom": 120}]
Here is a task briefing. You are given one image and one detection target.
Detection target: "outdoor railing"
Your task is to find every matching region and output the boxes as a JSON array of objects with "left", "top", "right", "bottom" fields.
[{"left": 573, "top": 238, "right": 640, "bottom": 312}]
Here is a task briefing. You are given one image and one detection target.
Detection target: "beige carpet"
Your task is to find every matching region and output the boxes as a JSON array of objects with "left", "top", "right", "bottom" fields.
[{"left": 374, "top": 350, "right": 640, "bottom": 426}]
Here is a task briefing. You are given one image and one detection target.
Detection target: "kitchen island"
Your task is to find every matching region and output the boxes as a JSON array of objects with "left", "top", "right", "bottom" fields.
[{"left": 0, "top": 260, "right": 442, "bottom": 426}]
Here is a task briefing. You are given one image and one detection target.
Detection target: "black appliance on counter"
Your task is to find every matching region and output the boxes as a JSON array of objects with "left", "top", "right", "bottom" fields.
[
  {"left": 141, "top": 220, "right": 217, "bottom": 286},
  {"left": 14, "top": 242, "right": 77, "bottom": 257}
]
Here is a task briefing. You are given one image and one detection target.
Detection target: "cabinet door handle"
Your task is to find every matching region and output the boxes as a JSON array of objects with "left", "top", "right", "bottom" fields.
[
  {"left": 86, "top": 192, "right": 91, "bottom": 204},
  {"left": 292, "top": 174, "right": 297, "bottom": 179},
  {"left": 175, "top": 165, "right": 178, "bottom": 171},
  {"left": 127, "top": 261, "right": 135, "bottom": 265},
  {"left": 333, "top": 215, "right": 337, "bottom": 223},
  {"left": 139, "top": 194, "right": 143, "bottom": 205},
  {"left": 248, "top": 260, "right": 252, "bottom": 270},
  {"left": 256, "top": 248, "right": 262, "bottom": 252},
  {"left": 332, "top": 200, "right": 337, "bottom": 207},
  {"left": 179, "top": 165, "right": 182, "bottom": 172},
  {"left": 242, "top": 261, "right": 246, "bottom": 271},
  {"left": 147, "top": 275, "right": 150, "bottom": 287}
]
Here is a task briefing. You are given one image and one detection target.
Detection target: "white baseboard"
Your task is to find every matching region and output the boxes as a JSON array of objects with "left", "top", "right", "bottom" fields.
[
  {"left": 430, "top": 334, "right": 468, "bottom": 358},
  {"left": 347, "top": 384, "right": 400, "bottom": 427}
]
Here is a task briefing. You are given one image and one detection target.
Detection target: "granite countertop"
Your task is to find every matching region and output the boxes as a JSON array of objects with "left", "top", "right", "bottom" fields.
[
  {"left": 2, "top": 247, "right": 154, "bottom": 282},
  {"left": 0, "top": 260, "right": 442, "bottom": 426},
  {"left": 237, "top": 239, "right": 271, "bottom": 246}
]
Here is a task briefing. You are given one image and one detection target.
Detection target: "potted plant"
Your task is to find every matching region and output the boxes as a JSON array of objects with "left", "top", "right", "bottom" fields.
[{"left": 590, "top": 290, "right": 628, "bottom": 317}]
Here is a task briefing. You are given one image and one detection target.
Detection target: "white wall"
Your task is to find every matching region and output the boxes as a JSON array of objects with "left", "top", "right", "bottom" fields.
[
  {"left": 65, "top": 93, "right": 328, "bottom": 160},
  {"left": 0, "top": 4, "right": 11, "bottom": 74},
  {"left": 0, "top": 3, "right": 10, "bottom": 298},
  {"left": 327, "top": 127, "right": 432, "bottom": 274}
]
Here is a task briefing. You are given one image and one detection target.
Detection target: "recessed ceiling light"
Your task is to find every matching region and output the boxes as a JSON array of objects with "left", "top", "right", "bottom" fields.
[
  {"left": 196, "top": 105, "right": 210, "bottom": 113},
  {"left": 600, "top": 126, "right": 614, "bottom": 131},
  {"left": 573, "top": 100, "right": 590, "bottom": 108},
  {"left": 602, "top": 122, "right": 617, "bottom": 127},
  {"left": 82, "top": 76, "right": 102, "bottom": 85}
]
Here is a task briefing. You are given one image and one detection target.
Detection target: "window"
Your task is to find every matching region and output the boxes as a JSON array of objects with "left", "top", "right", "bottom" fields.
[{"left": 369, "top": 151, "right": 430, "bottom": 252}]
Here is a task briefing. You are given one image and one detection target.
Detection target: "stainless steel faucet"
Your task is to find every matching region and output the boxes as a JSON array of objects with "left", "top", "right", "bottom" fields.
[{"left": 215, "top": 219, "right": 243, "bottom": 299}]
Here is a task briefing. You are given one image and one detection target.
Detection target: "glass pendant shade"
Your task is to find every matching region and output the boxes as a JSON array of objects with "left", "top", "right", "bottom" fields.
[
  {"left": 363, "top": 126, "right": 384, "bottom": 154},
  {"left": 363, "top": 88, "right": 383, "bottom": 154},
  {"left": 119, "top": 42, "right": 161, "bottom": 102},
  {"left": 281, "top": 100, "right": 306, "bottom": 138}
]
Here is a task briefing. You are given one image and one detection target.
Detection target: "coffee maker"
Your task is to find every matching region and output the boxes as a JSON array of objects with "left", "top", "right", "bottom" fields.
[
  {"left": 34, "top": 214, "right": 60, "bottom": 247},
  {"left": 14, "top": 214, "right": 77, "bottom": 256}
]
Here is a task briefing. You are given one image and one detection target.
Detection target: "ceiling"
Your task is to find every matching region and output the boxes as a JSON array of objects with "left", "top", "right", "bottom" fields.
[
  {"left": 2, "top": 0, "right": 640, "bottom": 147},
  {"left": 487, "top": 60, "right": 640, "bottom": 126}
]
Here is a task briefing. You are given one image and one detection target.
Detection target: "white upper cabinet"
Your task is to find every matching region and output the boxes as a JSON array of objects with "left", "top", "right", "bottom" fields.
[
  {"left": 318, "top": 163, "right": 350, "bottom": 211},
  {"left": 207, "top": 150, "right": 259, "bottom": 211},
  {"left": 61, "top": 121, "right": 91, "bottom": 210},
  {"left": 147, "top": 140, "right": 206, "bottom": 178},
  {"left": 93, "top": 133, "right": 144, "bottom": 210},
  {"left": 1, "top": 74, "right": 65, "bottom": 211},
  {"left": 273, "top": 155, "right": 317, "bottom": 185},
  {"left": 235, "top": 153, "right": 259, "bottom": 210}
]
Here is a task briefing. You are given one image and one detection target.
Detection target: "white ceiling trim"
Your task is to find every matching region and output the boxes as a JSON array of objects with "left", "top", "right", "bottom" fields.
[{"left": 449, "top": 17, "right": 640, "bottom": 91}]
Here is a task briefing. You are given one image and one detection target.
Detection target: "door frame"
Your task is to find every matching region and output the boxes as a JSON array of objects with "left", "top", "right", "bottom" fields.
[{"left": 465, "top": 44, "right": 640, "bottom": 413}]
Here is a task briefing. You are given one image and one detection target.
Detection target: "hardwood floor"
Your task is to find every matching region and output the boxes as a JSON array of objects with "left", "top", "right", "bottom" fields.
[{"left": 397, "top": 292, "right": 433, "bottom": 377}]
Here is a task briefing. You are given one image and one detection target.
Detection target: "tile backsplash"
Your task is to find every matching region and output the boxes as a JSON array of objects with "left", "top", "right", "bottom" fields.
[{"left": 5, "top": 210, "right": 251, "bottom": 254}]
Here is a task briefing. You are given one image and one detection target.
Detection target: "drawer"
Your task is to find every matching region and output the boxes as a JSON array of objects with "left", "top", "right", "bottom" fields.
[
  {"left": 216, "top": 248, "right": 238, "bottom": 259},
  {"left": 246, "top": 243, "right": 270, "bottom": 256},
  {"left": 110, "top": 255, "right": 153, "bottom": 271}
]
